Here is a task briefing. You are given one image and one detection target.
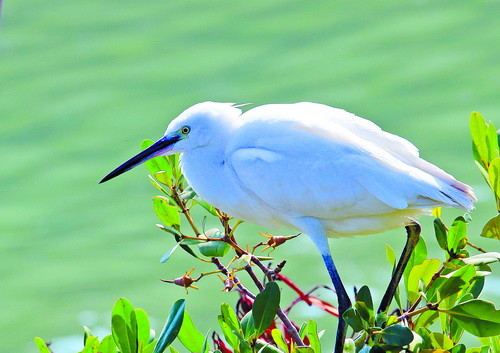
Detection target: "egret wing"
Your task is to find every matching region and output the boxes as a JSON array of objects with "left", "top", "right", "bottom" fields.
[{"left": 227, "top": 104, "right": 473, "bottom": 222}]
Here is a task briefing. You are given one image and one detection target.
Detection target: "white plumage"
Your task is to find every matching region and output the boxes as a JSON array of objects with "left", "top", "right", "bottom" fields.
[{"left": 174, "top": 102, "right": 475, "bottom": 237}]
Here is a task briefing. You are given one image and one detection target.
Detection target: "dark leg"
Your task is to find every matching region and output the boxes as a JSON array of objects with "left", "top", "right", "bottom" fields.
[
  {"left": 322, "top": 252, "right": 352, "bottom": 353},
  {"left": 304, "top": 222, "right": 352, "bottom": 353},
  {"left": 378, "top": 221, "right": 421, "bottom": 313}
]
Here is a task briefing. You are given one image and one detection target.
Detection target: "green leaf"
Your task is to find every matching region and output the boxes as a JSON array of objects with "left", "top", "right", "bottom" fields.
[
  {"left": 299, "top": 322, "right": 308, "bottom": 340},
  {"left": 171, "top": 234, "right": 203, "bottom": 261},
  {"left": 307, "top": 319, "right": 321, "bottom": 353},
  {"left": 447, "top": 216, "right": 467, "bottom": 254},
  {"left": 168, "top": 154, "right": 181, "bottom": 178},
  {"left": 149, "top": 175, "right": 170, "bottom": 194},
  {"left": 429, "top": 332, "right": 454, "bottom": 350},
  {"left": 154, "top": 299, "right": 186, "bottom": 353},
  {"left": 255, "top": 339, "right": 285, "bottom": 353},
  {"left": 178, "top": 311, "right": 205, "bottom": 353},
  {"left": 80, "top": 336, "right": 100, "bottom": 353},
  {"left": 271, "top": 329, "right": 288, "bottom": 352},
  {"left": 450, "top": 317, "right": 465, "bottom": 343},
  {"left": 111, "top": 298, "right": 138, "bottom": 353},
  {"left": 450, "top": 344, "right": 466, "bottom": 353},
  {"left": 486, "top": 121, "right": 500, "bottom": 162},
  {"left": 354, "top": 301, "right": 373, "bottom": 325},
  {"left": 98, "top": 335, "right": 117, "bottom": 353},
  {"left": 83, "top": 326, "right": 94, "bottom": 345},
  {"left": 143, "top": 342, "right": 156, "bottom": 353},
  {"left": 416, "top": 327, "right": 432, "bottom": 350},
  {"left": 380, "top": 325, "right": 413, "bottom": 346},
  {"left": 200, "top": 331, "right": 211, "bottom": 353},
  {"left": 194, "top": 198, "right": 219, "bottom": 216},
  {"left": 343, "top": 308, "right": 365, "bottom": 332},
  {"left": 197, "top": 241, "right": 230, "bottom": 257},
  {"left": 437, "top": 264, "right": 476, "bottom": 301},
  {"left": 466, "top": 346, "right": 491, "bottom": 353},
  {"left": 153, "top": 196, "right": 180, "bottom": 229},
  {"left": 155, "top": 171, "right": 174, "bottom": 187},
  {"left": 470, "top": 112, "right": 495, "bottom": 169},
  {"left": 179, "top": 186, "right": 197, "bottom": 200},
  {"left": 442, "top": 299, "right": 500, "bottom": 337},
  {"left": 294, "top": 347, "right": 314, "bottom": 353},
  {"left": 479, "top": 336, "right": 500, "bottom": 353},
  {"left": 414, "top": 310, "right": 439, "bottom": 331},
  {"left": 434, "top": 218, "right": 448, "bottom": 251},
  {"left": 241, "top": 311, "right": 256, "bottom": 339},
  {"left": 230, "top": 254, "right": 253, "bottom": 270},
  {"left": 343, "top": 338, "right": 355, "bottom": 353},
  {"left": 462, "top": 252, "right": 500, "bottom": 265},
  {"left": 220, "top": 302, "right": 241, "bottom": 333},
  {"left": 156, "top": 223, "right": 181, "bottom": 236},
  {"left": 135, "top": 309, "right": 151, "bottom": 346},
  {"left": 217, "top": 316, "right": 239, "bottom": 350},
  {"left": 141, "top": 139, "right": 172, "bottom": 176},
  {"left": 356, "top": 286, "right": 373, "bottom": 311},
  {"left": 488, "top": 158, "right": 500, "bottom": 208},
  {"left": 34, "top": 338, "right": 51, "bottom": 353},
  {"left": 252, "top": 282, "right": 281, "bottom": 336},
  {"left": 406, "top": 259, "right": 441, "bottom": 305},
  {"left": 160, "top": 241, "right": 182, "bottom": 263},
  {"left": 480, "top": 214, "right": 500, "bottom": 240},
  {"left": 232, "top": 329, "right": 253, "bottom": 353},
  {"left": 385, "top": 244, "right": 396, "bottom": 268}
]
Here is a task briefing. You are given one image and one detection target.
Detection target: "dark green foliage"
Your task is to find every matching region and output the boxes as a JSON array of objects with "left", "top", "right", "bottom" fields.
[
  {"left": 252, "top": 282, "right": 281, "bottom": 337},
  {"left": 380, "top": 325, "right": 413, "bottom": 346},
  {"left": 154, "top": 299, "right": 186, "bottom": 353}
]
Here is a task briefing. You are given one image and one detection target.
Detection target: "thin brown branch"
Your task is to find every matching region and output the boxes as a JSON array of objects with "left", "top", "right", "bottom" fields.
[
  {"left": 212, "top": 257, "right": 255, "bottom": 299},
  {"left": 170, "top": 186, "right": 201, "bottom": 235},
  {"left": 466, "top": 241, "right": 487, "bottom": 253},
  {"left": 397, "top": 302, "right": 439, "bottom": 322}
]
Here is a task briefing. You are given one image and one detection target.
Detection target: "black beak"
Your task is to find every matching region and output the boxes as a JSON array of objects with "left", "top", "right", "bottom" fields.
[{"left": 99, "top": 135, "right": 179, "bottom": 184}]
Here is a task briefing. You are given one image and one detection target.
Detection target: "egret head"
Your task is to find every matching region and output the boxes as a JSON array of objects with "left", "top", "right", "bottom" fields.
[{"left": 99, "top": 102, "right": 241, "bottom": 183}]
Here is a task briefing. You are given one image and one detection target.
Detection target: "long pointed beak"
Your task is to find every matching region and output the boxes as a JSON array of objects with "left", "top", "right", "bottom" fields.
[{"left": 99, "top": 135, "right": 179, "bottom": 184}]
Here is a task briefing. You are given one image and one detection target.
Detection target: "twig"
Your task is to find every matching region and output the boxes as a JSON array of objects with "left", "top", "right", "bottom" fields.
[
  {"left": 466, "top": 241, "right": 487, "bottom": 253},
  {"left": 397, "top": 302, "right": 439, "bottom": 322},
  {"left": 212, "top": 257, "right": 255, "bottom": 299},
  {"left": 170, "top": 186, "right": 201, "bottom": 235},
  {"left": 407, "top": 262, "right": 446, "bottom": 313}
]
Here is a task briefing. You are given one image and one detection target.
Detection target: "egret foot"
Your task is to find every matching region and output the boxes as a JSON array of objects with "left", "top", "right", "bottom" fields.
[{"left": 378, "top": 221, "right": 421, "bottom": 313}]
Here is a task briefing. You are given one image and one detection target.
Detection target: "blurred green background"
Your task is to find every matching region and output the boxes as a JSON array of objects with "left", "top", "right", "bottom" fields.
[{"left": 1, "top": 0, "right": 499, "bottom": 352}]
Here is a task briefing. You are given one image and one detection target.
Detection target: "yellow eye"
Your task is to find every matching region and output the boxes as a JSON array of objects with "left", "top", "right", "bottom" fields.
[{"left": 181, "top": 126, "right": 191, "bottom": 135}]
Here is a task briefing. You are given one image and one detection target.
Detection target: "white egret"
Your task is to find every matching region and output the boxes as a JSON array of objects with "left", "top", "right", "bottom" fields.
[{"left": 100, "top": 102, "right": 475, "bottom": 352}]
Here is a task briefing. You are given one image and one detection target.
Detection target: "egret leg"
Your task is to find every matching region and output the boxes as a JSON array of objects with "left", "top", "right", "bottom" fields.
[
  {"left": 306, "top": 227, "right": 351, "bottom": 353},
  {"left": 322, "top": 252, "right": 352, "bottom": 353},
  {"left": 377, "top": 221, "right": 421, "bottom": 313}
]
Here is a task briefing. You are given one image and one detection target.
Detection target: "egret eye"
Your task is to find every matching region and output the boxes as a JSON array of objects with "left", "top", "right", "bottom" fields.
[{"left": 181, "top": 126, "right": 191, "bottom": 135}]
